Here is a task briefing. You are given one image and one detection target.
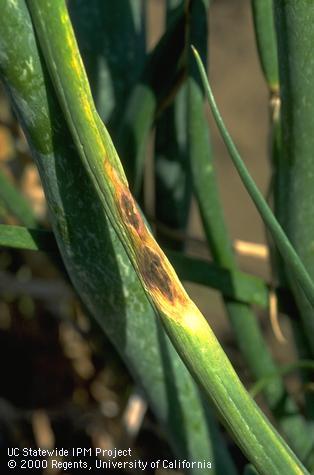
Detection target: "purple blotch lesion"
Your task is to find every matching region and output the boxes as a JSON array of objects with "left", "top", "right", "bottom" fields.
[
  {"left": 120, "top": 192, "right": 141, "bottom": 231},
  {"left": 140, "top": 247, "right": 175, "bottom": 302}
]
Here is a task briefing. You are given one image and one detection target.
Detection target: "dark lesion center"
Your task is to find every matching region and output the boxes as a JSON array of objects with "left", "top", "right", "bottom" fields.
[
  {"left": 120, "top": 192, "right": 176, "bottom": 304},
  {"left": 140, "top": 247, "right": 175, "bottom": 303},
  {"left": 120, "top": 192, "right": 141, "bottom": 231}
]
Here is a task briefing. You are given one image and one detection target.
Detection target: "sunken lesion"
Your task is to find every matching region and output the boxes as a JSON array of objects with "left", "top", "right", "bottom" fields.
[
  {"left": 103, "top": 158, "right": 180, "bottom": 306},
  {"left": 140, "top": 247, "right": 176, "bottom": 303},
  {"left": 103, "top": 158, "right": 142, "bottom": 233},
  {"left": 120, "top": 192, "right": 141, "bottom": 232}
]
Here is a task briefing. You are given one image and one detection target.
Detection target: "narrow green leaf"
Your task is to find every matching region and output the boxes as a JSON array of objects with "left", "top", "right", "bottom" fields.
[
  {"left": 251, "top": 0, "right": 279, "bottom": 92},
  {"left": 192, "top": 46, "right": 314, "bottom": 311}
]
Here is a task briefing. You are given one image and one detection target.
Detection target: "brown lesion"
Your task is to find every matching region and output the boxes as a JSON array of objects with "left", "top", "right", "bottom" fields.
[
  {"left": 119, "top": 191, "right": 179, "bottom": 306},
  {"left": 139, "top": 246, "right": 176, "bottom": 303},
  {"left": 103, "top": 157, "right": 183, "bottom": 309},
  {"left": 103, "top": 158, "right": 143, "bottom": 233},
  {"left": 120, "top": 192, "right": 141, "bottom": 232}
]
